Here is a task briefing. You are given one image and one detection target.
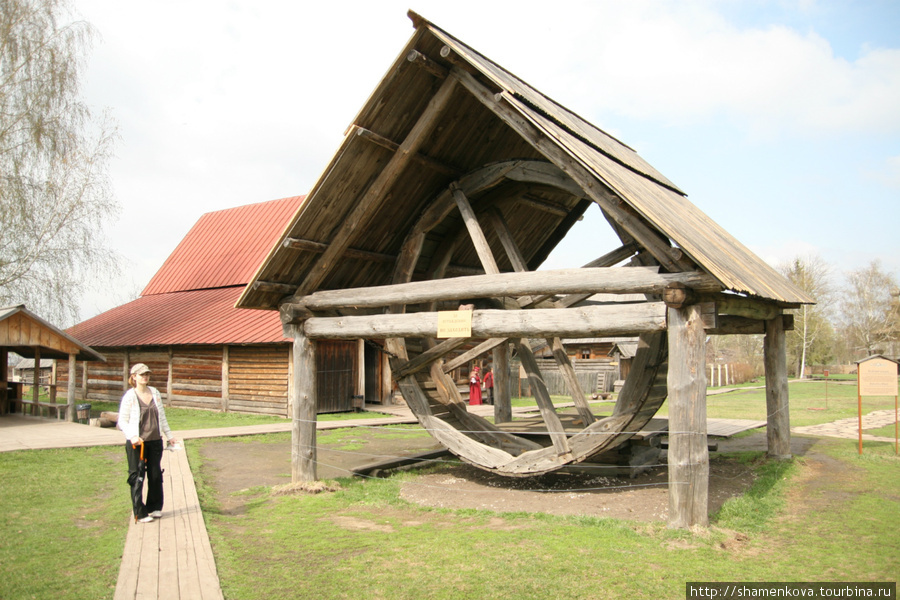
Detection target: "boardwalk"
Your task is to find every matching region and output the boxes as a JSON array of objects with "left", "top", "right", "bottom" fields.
[{"left": 114, "top": 447, "right": 223, "bottom": 600}]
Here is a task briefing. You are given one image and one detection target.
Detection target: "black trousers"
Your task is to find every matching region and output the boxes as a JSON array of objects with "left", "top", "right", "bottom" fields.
[{"left": 125, "top": 439, "right": 164, "bottom": 518}]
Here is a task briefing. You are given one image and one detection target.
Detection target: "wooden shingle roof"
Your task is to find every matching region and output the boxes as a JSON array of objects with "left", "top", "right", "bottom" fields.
[{"left": 238, "top": 12, "right": 812, "bottom": 311}]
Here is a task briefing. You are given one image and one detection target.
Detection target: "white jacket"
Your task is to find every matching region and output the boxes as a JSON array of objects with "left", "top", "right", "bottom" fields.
[{"left": 118, "top": 386, "right": 173, "bottom": 443}]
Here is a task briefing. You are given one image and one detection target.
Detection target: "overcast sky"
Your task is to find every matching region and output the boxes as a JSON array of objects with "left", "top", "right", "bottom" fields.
[{"left": 73, "top": 0, "right": 900, "bottom": 322}]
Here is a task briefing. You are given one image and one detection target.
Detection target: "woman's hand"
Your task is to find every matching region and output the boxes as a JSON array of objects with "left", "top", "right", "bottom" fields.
[{"left": 130, "top": 436, "right": 143, "bottom": 446}]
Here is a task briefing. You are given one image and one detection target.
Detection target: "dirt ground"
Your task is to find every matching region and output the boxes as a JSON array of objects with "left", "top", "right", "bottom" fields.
[{"left": 197, "top": 427, "right": 820, "bottom": 522}]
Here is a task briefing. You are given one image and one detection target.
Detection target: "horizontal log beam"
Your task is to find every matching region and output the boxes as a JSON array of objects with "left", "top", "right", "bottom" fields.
[
  {"left": 702, "top": 294, "right": 783, "bottom": 321},
  {"left": 253, "top": 281, "right": 297, "bottom": 295},
  {"left": 708, "top": 314, "right": 794, "bottom": 335},
  {"left": 287, "top": 267, "right": 720, "bottom": 313},
  {"left": 406, "top": 49, "right": 449, "bottom": 79},
  {"left": 303, "top": 302, "right": 668, "bottom": 340},
  {"left": 518, "top": 194, "right": 581, "bottom": 219},
  {"left": 283, "top": 237, "right": 397, "bottom": 264},
  {"left": 354, "top": 125, "right": 461, "bottom": 177}
]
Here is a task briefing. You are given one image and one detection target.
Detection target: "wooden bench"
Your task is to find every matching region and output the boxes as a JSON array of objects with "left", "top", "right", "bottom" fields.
[{"left": 15, "top": 400, "right": 69, "bottom": 419}]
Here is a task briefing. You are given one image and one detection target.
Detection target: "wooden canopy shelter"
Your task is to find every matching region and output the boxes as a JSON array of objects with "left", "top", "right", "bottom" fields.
[
  {"left": 238, "top": 12, "right": 813, "bottom": 528},
  {"left": 0, "top": 305, "right": 105, "bottom": 420}
]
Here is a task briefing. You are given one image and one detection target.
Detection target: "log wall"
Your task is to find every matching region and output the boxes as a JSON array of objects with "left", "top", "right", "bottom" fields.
[
  {"left": 170, "top": 347, "right": 222, "bottom": 410},
  {"left": 228, "top": 345, "right": 290, "bottom": 415},
  {"left": 54, "top": 342, "right": 357, "bottom": 416}
]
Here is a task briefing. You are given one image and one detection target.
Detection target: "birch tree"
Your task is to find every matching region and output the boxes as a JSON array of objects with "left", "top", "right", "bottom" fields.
[
  {"left": 780, "top": 255, "right": 834, "bottom": 377},
  {"left": 0, "top": 0, "right": 119, "bottom": 325},
  {"left": 839, "top": 260, "right": 898, "bottom": 358}
]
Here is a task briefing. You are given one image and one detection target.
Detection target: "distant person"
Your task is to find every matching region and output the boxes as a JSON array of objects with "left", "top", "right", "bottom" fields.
[
  {"left": 483, "top": 367, "right": 494, "bottom": 405},
  {"left": 118, "top": 363, "right": 178, "bottom": 523},
  {"left": 469, "top": 366, "right": 482, "bottom": 405}
]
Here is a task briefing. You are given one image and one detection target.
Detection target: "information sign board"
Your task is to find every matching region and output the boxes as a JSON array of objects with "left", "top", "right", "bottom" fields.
[
  {"left": 858, "top": 357, "right": 899, "bottom": 397},
  {"left": 437, "top": 310, "right": 472, "bottom": 338}
]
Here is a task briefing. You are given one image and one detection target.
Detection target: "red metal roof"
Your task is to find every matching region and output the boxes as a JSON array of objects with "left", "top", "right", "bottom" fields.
[
  {"left": 142, "top": 196, "right": 304, "bottom": 295},
  {"left": 69, "top": 196, "right": 304, "bottom": 347},
  {"left": 69, "top": 287, "right": 289, "bottom": 347}
]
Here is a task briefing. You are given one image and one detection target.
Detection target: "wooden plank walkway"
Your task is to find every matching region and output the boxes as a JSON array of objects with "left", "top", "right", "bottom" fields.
[{"left": 114, "top": 446, "right": 224, "bottom": 600}]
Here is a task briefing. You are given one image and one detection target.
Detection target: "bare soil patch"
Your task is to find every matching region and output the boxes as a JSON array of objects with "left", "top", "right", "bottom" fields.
[{"left": 196, "top": 427, "right": 820, "bottom": 522}]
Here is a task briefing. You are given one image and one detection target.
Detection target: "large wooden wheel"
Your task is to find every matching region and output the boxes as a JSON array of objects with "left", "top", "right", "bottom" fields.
[
  {"left": 392, "top": 332, "right": 667, "bottom": 476},
  {"left": 386, "top": 160, "right": 670, "bottom": 476}
]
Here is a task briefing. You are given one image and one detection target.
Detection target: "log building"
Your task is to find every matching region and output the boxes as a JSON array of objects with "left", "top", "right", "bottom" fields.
[
  {"left": 237, "top": 12, "right": 813, "bottom": 528},
  {"left": 63, "top": 197, "right": 393, "bottom": 416}
]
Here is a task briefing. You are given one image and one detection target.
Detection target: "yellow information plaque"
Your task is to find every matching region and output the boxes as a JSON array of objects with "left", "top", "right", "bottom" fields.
[
  {"left": 858, "top": 357, "right": 899, "bottom": 397},
  {"left": 437, "top": 310, "right": 472, "bottom": 338}
]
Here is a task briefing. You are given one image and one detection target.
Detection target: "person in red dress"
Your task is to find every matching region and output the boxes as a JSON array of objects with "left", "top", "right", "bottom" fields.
[
  {"left": 483, "top": 368, "right": 494, "bottom": 405},
  {"left": 469, "top": 366, "right": 482, "bottom": 405}
]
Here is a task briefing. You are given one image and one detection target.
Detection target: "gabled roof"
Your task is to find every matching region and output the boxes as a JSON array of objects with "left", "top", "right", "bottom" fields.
[
  {"left": 144, "top": 196, "right": 303, "bottom": 295},
  {"left": 1, "top": 305, "right": 105, "bottom": 361},
  {"left": 238, "top": 12, "right": 812, "bottom": 311},
  {"left": 70, "top": 197, "right": 303, "bottom": 348}
]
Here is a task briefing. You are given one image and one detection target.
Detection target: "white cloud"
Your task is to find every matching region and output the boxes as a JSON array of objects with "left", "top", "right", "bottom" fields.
[
  {"left": 750, "top": 240, "right": 823, "bottom": 271},
  {"left": 537, "top": 3, "right": 900, "bottom": 139},
  {"left": 866, "top": 155, "right": 900, "bottom": 190}
]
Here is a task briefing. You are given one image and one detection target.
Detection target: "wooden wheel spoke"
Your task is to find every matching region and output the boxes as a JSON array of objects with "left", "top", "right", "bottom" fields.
[{"left": 513, "top": 338, "right": 571, "bottom": 457}]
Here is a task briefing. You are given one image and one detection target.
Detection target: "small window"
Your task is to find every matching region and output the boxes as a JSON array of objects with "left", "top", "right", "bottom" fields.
[{"left": 581, "top": 348, "right": 591, "bottom": 359}]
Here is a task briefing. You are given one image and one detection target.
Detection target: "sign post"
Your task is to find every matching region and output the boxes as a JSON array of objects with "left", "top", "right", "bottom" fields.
[{"left": 856, "top": 356, "right": 899, "bottom": 455}]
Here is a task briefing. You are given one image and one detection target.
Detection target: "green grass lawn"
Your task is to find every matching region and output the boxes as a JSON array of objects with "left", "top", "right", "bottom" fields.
[
  {"left": 0, "top": 446, "right": 131, "bottom": 600},
  {"left": 651, "top": 379, "right": 899, "bottom": 428},
  {"left": 2, "top": 379, "right": 898, "bottom": 600},
  {"left": 190, "top": 438, "right": 899, "bottom": 600}
]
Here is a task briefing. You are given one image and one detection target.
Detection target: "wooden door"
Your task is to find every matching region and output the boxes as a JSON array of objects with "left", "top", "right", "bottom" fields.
[{"left": 316, "top": 341, "right": 358, "bottom": 413}]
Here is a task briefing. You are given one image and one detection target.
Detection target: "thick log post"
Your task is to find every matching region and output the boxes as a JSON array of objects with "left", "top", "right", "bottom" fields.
[
  {"left": 764, "top": 316, "right": 792, "bottom": 459},
  {"left": 290, "top": 324, "right": 317, "bottom": 482},
  {"left": 221, "top": 345, "right": 230, "bottom": 412},
  {"left": 492, "top": 342, "right": 511, "bottom": 423},
  {"left": 0, "top": 351, "right": 6, "bottom": 415},
  {"left": 81, "top": 362, "right": 88, "bottom": 404},
  {"left": 66, "top": 354, "right": 76, "bottom": 422},
  {"left": 667, "top": 304, "right": 709, "bottom": 529},
  {"left": 31, "top": 347, "right": 40, "bottom": 415}
]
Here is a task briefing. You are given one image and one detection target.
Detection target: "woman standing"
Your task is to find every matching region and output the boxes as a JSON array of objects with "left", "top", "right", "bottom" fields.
[
  {"left": 118, "top": 363, "right": 177, "bottom": 523},
  {"left": 482, "top": 368, "right": 494, "bottom": 405},
  {"left": 468, "top": 366, "right": 482, "bottom": 405}
]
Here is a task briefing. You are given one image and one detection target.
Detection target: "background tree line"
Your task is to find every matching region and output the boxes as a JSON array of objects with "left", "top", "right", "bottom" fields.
[{"left": 711, "top": 257, "right": 900, "bottom": 379}]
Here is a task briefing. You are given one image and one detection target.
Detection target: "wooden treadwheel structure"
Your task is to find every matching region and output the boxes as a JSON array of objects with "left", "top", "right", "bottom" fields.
[
  {"left": 241, "top": 17, "right": 807, "bottom": 526},
  {"left": 381, "top": 159, "right": 672, "bottom": 476},
  {"left": 392, "top": 332, "right": 668, "bottom": 477}
]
